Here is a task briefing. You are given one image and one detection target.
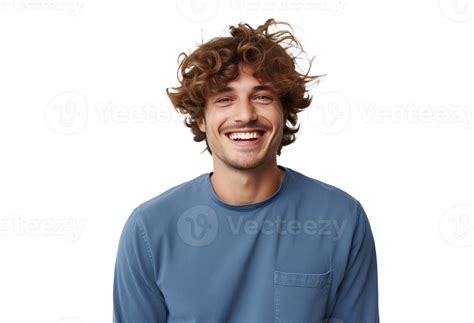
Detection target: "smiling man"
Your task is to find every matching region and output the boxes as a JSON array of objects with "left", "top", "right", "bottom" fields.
[
  {"left": 196, "top": 63, "right": 286, "bottom": 206},
  {"left": 113, "top": 18, "right": 379, "bottom": 323}
]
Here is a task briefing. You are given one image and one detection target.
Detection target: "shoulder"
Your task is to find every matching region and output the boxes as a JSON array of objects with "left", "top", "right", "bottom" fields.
[
  {"left": 132, "top": 173, "right": 207, "bottom": 230},
  {"left": 288, "top": 167, "right": 363, "bottom": 216}
]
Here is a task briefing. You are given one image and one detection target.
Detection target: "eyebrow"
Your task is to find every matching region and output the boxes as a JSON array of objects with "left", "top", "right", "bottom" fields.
[{"left": 211, "top": 85, "right": 274, "bottom": 96}]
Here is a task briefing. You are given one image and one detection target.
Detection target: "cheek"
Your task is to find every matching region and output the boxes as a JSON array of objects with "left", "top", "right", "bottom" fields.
[
  {"left": 206, "top": 114, "right": 227, "bottom": 135},
  {"left": 266, "top": 105, "right": 284, "bottom": 124},
  {"left": 270, "top": 113, "right": 285, "bottom": 132}
]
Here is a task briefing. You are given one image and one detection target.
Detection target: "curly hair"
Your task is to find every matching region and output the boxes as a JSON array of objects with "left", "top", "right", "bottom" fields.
[{"left": 166, "top": 18, "right": 326, "bottom": 156}]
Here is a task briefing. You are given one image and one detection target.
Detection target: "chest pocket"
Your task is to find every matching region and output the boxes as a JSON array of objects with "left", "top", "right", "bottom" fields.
[{"left": 274, "top": 270, "right": 331, "bottom": 323}]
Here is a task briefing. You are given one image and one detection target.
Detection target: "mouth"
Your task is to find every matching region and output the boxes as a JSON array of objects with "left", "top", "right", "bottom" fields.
[{"left": 225, "top": 130, "right": 266, "bottom": 147}]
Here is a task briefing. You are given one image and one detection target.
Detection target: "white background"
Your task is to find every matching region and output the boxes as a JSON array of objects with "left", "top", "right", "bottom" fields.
[{"left": 0, "top": 0, "right": 473, "bottom": 322}]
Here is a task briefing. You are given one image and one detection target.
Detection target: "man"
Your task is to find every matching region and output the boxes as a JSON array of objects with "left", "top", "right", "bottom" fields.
[{"left": 113, "top": 18, "right": 379, "bottom": 323}]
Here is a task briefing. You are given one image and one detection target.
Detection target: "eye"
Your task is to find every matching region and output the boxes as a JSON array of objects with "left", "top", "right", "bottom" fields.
[
  {"left": 254, "top": 95, "right": 272, "bottom": 102},
  {"left": 215, "top": 97, "right": 231, "bottom": 103}
]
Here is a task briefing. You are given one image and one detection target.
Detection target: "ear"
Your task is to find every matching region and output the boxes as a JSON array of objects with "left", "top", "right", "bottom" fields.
[{"left": 197, "top": 116, "right": 206, "bottom": 133}]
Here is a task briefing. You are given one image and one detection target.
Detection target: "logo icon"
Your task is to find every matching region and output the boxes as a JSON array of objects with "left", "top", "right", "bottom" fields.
[
  {"left": 439, "top": 204, "right": 473, "bottom": 247},
  {"left": 307, "top": 91, "right": 351, "bottom": 135},
  {"left": 177, "top": 205, "right": 218, "bottom": 246},
  {"left": 45, "top": 91, "right": 88, "bottom": 135}
]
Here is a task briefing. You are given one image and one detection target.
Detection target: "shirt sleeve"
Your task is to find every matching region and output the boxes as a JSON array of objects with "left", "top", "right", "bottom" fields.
[
  {"left": 113, "top": 208, "right": 168, "bottom": 323},
  {"left": 326, "top": 202, "right": 379, "bottom": 322}
]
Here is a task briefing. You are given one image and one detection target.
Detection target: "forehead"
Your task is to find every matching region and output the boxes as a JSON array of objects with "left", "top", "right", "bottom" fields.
[
  {"left": 209, "top": 84, "right": 275, "bottom": 96},
  {"left": 207, "top": 63, "right": 275, "bottom": 97}
]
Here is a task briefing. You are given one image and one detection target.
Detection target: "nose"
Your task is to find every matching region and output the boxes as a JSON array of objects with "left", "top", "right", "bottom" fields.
[{"left": 233, "top": 98, "right": 258, "bottom": 123}]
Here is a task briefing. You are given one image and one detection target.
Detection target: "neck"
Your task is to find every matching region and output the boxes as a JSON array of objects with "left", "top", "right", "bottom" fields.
[{"left": 209, "top": 159, "right": 285, "bottom": 205}]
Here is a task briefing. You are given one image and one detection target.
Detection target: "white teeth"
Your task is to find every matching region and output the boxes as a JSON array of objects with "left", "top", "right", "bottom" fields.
[{"left": 228, "top": 132, "right": 261, "bottom": 140}]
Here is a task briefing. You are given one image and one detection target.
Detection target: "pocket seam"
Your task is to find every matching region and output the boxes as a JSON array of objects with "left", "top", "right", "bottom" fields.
[{"left": 274, "top": 270, "right": 331, "bottom": 288}]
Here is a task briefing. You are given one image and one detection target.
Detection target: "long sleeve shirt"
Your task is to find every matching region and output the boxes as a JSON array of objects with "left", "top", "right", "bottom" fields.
[{"left": 113, "top": 164, "right": 379, "bottom": 322}]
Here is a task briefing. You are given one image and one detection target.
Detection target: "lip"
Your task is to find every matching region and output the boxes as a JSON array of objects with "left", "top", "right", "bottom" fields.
[
  {"left": 224, "top": 129, "right": 266, "bottom": 135},
  {"left": 225, "top": 131, "right": 266, "bottom": 147}
]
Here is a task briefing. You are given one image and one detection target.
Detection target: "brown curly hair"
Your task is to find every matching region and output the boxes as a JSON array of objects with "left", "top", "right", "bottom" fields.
[{"left": 166, "top": 18, "right": 326, "bottom": 156}]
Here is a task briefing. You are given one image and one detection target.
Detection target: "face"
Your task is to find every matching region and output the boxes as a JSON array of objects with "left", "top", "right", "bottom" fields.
[{"left": 197, "top": 64, "right": 284, "bottom": 171}]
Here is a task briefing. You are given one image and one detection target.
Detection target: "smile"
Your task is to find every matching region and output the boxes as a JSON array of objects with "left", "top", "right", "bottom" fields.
[{"left": 225, "top": 131, "right": 266, "bottom": 147}]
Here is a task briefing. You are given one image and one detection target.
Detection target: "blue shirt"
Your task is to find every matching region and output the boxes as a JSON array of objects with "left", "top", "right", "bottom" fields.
[{"left": 113, "top": 165, "right": 379, "bottom": 322}]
